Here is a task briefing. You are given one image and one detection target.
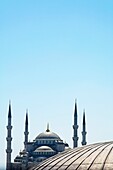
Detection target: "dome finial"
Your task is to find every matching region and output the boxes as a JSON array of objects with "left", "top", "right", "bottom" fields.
[{"left": 46, "top": 123, "right": 50, "bottom": 132}]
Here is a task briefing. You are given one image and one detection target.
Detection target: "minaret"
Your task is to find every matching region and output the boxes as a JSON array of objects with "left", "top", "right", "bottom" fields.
[
  {"left": 24, "top": 110, "right": 29, "bottom": 150},
  {"left": 6, "top": 102, "right": 13, "bottom": 170},
  {"left": 73, "top": 99, "right": 79, "bottom": 148},
  {"left": 81, "top": 110, "right": 87, "bottom": 146}
]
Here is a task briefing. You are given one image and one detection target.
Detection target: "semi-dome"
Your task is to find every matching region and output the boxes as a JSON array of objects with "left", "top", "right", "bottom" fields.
[
  {"left": 34, "top": 146, "right": 56, "bottom": 153},
  {"left": 30, "top": 141, "right": 113, "bottom": 170}
]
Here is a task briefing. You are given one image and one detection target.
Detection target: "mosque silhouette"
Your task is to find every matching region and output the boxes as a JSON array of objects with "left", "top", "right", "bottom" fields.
[{"left": 6, "top": 100, "right": 87, "bottom": 170}]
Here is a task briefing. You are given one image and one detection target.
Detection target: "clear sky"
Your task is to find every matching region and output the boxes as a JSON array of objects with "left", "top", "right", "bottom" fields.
[{"left": 0, "top": 0, "right": 113, "bottom": 168}]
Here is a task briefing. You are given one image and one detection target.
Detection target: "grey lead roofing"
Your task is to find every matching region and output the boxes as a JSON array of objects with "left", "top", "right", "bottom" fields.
[{"left": 29, "top": 141, "right": 113, "bottom": 170}]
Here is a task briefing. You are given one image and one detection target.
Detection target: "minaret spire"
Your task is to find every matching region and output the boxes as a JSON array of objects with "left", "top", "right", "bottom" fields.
[
  {"left": 73, "top": 99, "right": 79, "bottom": 148},
  {"left": 6, "top": 101, "right": 13, "bottom": 170},
  {"left": 8, "top": 100, "right": 11, "bottom": 118},
  {"left": 24, "top": 110, "right": 29, "bottom": 150},
  {"left": 81, "top": 110, "right": 87, "bottom": 146}
]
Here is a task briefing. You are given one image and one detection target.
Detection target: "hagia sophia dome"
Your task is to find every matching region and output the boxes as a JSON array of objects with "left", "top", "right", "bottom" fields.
[{"left": 30, "top": 141, "right": 113, "bottom": 170}]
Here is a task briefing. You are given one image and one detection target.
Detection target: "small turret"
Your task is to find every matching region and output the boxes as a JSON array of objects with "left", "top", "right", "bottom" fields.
[
  {"left": 73, "top": 99, "right": 79, "bottom": 148},
  {"left": 81, "top": 110, "right": 87, "bottom": 146},
  {"left": 6, "top": 101, "right": 13, "bottom": 170}
]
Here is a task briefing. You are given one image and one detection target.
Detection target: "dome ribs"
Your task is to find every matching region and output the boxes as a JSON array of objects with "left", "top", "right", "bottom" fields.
[
  {"left": 65, "top": 143, "right": 106, "bottom": 170},
  {"left": 34, "top": 144, "right": 101, "bottom": 169},
  {"left": 55, "top": 144, "right": 103, "bottom": 170},
  {"left": 33, "top": 149, "right": 73, "bottom": 170},
  {"left": 86, "top": 142, "right": 113, "bottom": 170},
  {"left": 35, "top": 147, "right": 82, "bottom": 170},
  {"left": 47, "top": 145, "right": 96, "bottom": 170},
  {"left": 30, "top": 141, "right": 113, "bottom": 170},
  {"left": 103, "top": 144, "right": 113, "bottom": 169}
]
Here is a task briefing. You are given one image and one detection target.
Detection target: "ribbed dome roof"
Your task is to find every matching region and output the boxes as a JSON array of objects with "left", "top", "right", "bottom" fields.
[{"left": 30, "top": 141, "right": 113, "bottom": 170}]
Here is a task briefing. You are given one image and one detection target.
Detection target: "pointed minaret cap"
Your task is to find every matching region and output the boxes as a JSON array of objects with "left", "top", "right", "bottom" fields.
[
  {"left": 83, "top": 109, "right": 86, "bottom": 125},
  {"left": 74, "top": 99, "right": 77, "bottom": 115},
  {"left": 25, "top": 109, "right": 28, "bottom": 125},
  {"left": 46, "top": 123, "right": 50, "bottom": 132},
  {"left": 8, "top": 100, "right": 11, "bottom": 118}
]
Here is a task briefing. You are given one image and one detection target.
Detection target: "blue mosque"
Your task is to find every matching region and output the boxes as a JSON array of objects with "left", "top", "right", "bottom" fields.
[
  {"left": 6, "top": 101, "right": 113, "bottom": 170},
  {"left": 6, "top": 100, "right": 87, "bottom": 170}
]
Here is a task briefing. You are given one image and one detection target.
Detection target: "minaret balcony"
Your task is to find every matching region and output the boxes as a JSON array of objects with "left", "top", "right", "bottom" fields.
[
  {"left": 24, "top": 132, "right": 29, "bottom": 135},
  {"left": 6, "top": 125, "right": 12, "bottom": 130},
  {"left": 6, "top": 149, "right": 12, "bottom": 153},
  {"left": 73, "top": 136, "right": 79, "bottom": 140},
  {"left": 82, "top": 131, "right": 87, "bottom": 135},
  {"left": 82, "top": 141, "right": 87, "bottom": 145},
  {"left": 6, "top": 137, "right": 12, "bottom": 141},
  {"left": 73, "top": 125, "right": 78, "bottom": 129}
]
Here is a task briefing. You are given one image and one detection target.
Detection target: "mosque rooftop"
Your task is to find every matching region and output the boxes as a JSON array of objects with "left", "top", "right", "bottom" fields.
[
  {"left": 34, "top": 146, "right": 56, "bottom": 153},
  {"left": 35, "top": 124, "right": 61, "bottom": 140}
]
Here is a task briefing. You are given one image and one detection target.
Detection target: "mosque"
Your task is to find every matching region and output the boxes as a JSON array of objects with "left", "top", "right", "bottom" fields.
[
  {"left": 6, "top": 100, "right": 113, "bottom": 170},
  {"left": 6, "top": 100, "right": 87, "bottom": 170}
]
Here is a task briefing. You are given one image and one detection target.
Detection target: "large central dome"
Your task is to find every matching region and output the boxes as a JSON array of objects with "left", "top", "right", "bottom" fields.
[
  {"left": 36, "top": 131, "right": 61, "bottom": 140},
  {"left": 35, "top": 124, "right": 61, "bottom": 140}
]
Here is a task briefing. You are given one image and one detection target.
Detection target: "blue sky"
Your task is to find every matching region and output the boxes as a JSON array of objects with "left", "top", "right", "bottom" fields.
[{"left": 0, "top": 0, "right": 113, "bottom": 168}]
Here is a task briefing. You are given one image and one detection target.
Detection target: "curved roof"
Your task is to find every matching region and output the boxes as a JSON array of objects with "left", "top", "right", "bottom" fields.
[
  {"left": 35, "top": 131, "right": 61, "bottom": 140},
  {"left": 34, "top": 146, "right": 56, "bottom": 153},
  {"left": 30, "top": 141, "right": 113, "bottom": 170}
]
